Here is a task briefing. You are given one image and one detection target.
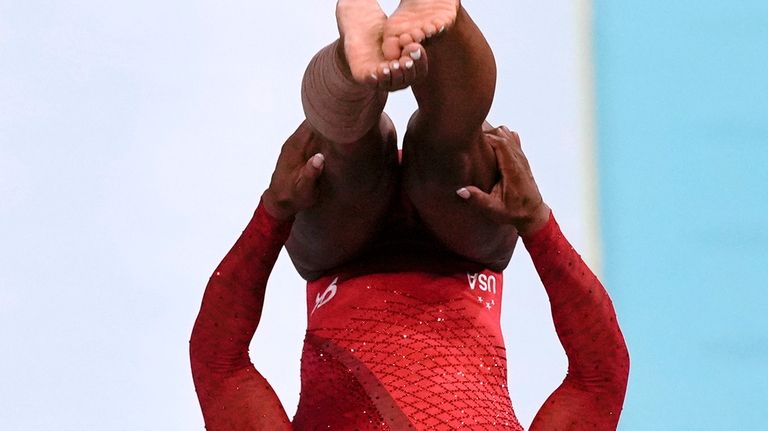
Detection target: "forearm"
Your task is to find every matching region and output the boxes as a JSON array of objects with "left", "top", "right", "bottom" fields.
[
  {"left": 192, "top": 366, "right": 290, "bottom": 430},
  {"left": 524, "top": 211, "right": 629, "bottom": 429},
  {"left": 189, "top": 199, "right": 293, "bottom": 429}
]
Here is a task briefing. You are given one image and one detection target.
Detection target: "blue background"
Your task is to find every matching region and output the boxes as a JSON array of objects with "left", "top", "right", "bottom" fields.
[{"left": 594, "top": 1, "right": 768, "bottom": 429}]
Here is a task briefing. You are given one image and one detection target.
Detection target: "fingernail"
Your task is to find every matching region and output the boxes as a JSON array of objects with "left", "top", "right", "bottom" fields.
[
  {"left": 311, "top": 153, "right": 325, "bottom": 168},
  {"left": 383, "top": 67, "right": 390, "bottom": 75},
  {"left": 392, "top": 61, "right": 400, "bottom": 70},
  {"left": 405, "top": 59, "right": 414, "bottom": 69},
  {"left": 456, "top": 188, "right": 470, "bottom": 199},
  {"left": 410, "top": 50, "right": 421, "bottom": 61}
]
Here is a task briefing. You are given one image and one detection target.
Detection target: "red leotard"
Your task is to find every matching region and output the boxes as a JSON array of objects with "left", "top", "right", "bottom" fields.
[
  {"left": 190, "top": 200, "right": 628, "bottom": 430},
  {"left": 293, "top": 266, "right": 519, "bottom": 430}
]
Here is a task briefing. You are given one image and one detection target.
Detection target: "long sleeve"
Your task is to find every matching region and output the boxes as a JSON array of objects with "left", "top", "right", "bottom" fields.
[
  {"left": 189, "top": 199, "right": 293, "bottom": 430},
  {"left": 525, "top": 212, "right": 630, "bottom": 430}
]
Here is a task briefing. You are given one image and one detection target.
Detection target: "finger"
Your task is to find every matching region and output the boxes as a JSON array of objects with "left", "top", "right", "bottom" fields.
[
  {"left": 485, "top": 126, "right": 505, "bottom": 138},
  {"left": 500, "top": 129, "right": 530, "bottom": 168},
  {"left": 512, "top": 131, "right": 522, "bottom": 149},
  {"left": 295, "top": 153, "right": 325, "bottom": 196},
  {"left": 491, "top": 125, "right": 520, "bottom": 144},
  {"left": 493, "top": 125, "right": 519, "bottom": 145},
  {"left": 306, "top": 152, "right": 325, "bottom": 178},
  {"left": 507, "top": 128, "right": 522, "bottom": 148},
  {"left": 456, "top": 186, "right": 510, "bottom": 224},
  {"left": 487, "top": 134, "right": 518, "bottom": 175},
  {"left": 484, "top": 127, "right": 513, "bottom": 146}
]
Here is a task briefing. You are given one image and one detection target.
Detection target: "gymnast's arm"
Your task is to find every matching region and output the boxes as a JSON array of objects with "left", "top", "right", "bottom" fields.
[
  {"left": 189, "top": 138, "right": 326, "bottom": 430},
  {"left": 523, "top": 207, "right": 629, "bottom": 430},
  {"left": 458, "top": 126, "right": 630, "bottom": 430}
]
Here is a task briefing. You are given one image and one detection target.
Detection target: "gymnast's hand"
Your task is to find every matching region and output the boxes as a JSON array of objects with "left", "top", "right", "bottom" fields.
[
  {"left": 456, "top": 126, "right": 551, "bottom": 237},
  {"left": 263, "top": 126, "right": 326, "bottom": 220}
]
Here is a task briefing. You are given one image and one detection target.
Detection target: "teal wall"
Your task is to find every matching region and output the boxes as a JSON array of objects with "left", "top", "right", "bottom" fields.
[{"left": 594, "top": 1, "right": 768, "bottom": 429}]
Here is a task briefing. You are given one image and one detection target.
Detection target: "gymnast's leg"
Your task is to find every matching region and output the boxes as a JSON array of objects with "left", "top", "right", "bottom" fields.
[
  {"left": 285, "top": 0, "right": 428, "bottom": 280},
  {"left": 396, "top": 4, "right": 519, "bottom": 270}
]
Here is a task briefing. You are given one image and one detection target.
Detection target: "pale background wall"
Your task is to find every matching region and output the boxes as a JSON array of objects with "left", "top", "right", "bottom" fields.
[{"left": 0, "top": 1, "right": 594, "bottom": 429}]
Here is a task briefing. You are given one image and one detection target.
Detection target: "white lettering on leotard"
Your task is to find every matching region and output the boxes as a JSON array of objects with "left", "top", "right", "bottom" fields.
[
  {"left": 311, "top": 276, "right": 338, "bottom": 315},
  {"left": 467, "top": 272, "right": 498, "bottom": 311},
  {"left": 466, "top": 272, "right": 497, "bottom": 294}
]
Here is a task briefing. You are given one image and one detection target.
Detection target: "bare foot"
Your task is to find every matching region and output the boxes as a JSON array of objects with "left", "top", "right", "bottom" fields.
[
  {"left": 336, "top": 0, "right": 388, "bottom": 85},
  {"left": 372, "top": 42, "right": 428, "bottom": 91},
  {"left": 381, "top": 0, "right": 460, "bottom": 60}
]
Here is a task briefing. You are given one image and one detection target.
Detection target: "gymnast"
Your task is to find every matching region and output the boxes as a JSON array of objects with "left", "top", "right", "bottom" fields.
[{"left": 190, "top": 0, "right": 629, "bottom": 429}]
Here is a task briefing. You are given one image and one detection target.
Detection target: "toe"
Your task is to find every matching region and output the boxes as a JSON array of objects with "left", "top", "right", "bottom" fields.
[
  {"left": 382, "top": 36, "right": 402, "bottom": 61},
  {"left": 375, "top": 62, "right": 392, "bottom": 90},
  {"left": 433, "top": 19, "right": 448, "bottom": 36},
  {"left": 364, "top": 71, "right": 379, "bottom": 87},
  {"left": 399, "top": 33, "right": 415, "bottom": 47},
  {"left": 389, "top": 60, "right": 406, "bottom": 89},
  {"left": 408, "top": 28, "right": 427, "bottom": 44},
  {"left": 405, "top": 43, "right": 425, "bottom": 63},
  {"left": 400, "top": 55, "right": 416, "bottom": 84},
  {"left": 423, "top": 23, "right": 438, "bottom": 38},
  {"left": 402, "top": 42, "right": 427, "bottom": 81}
]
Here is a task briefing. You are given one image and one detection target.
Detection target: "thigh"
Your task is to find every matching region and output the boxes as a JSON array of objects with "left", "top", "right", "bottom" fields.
[
  {"left": 285, "top": 114, "right": 400, "bottom": 280},
  {"left": 402, "top": 113, "right": 518, "bottom": 271}
]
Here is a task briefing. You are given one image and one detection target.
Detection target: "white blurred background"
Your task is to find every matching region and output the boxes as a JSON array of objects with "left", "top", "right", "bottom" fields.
[{"left": 0, "top": 1, "right": 595, "bottom": 429}]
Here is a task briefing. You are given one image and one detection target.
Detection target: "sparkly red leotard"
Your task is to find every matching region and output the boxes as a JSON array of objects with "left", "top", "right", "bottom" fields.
[
  {"left": 292, "top": 266, "right": 519, "bottom": 430},
  {"left": 190, "top": 200, "right": 629, "bottom": 430}
]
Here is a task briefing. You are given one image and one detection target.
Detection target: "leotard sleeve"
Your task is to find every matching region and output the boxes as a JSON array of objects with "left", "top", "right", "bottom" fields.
[
  {"left": 189, "top": 199, "right": 293, "bottom": 430},
  {"left": 523, "top": 211, "right": 630, "bottom": 430}
]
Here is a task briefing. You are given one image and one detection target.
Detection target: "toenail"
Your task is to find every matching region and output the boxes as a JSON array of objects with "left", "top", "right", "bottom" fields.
[
  {"left": 439, "top": 25, "right": 446, "bottom": 33},
  {"left": 405, "top": 60, "right": 414, "bottom": 69},
  {"left": 370, "top": 73, "right": 378, "bottom": 81},
  {"left": 410, "top": 50, "right": 422, "bottom": 60},
  {"left": 383, "top": 68, "right": 390, "bottom": 75},
  {"left": 392, "top": 62, "right": 400, "bottom": 70}
]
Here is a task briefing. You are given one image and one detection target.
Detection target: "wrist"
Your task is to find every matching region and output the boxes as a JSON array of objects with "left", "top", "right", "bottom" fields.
[
  {"left": 517, "top": 202, "right": 551, "bottom": 238},
  {"left": 261, "top": 190, "right": 295, "bottom": 221}
]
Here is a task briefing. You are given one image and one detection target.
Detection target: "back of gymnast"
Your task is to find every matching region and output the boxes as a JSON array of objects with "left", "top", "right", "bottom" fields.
[{"left": 190, "top": 1, "right": 629, "bottom": 429}]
